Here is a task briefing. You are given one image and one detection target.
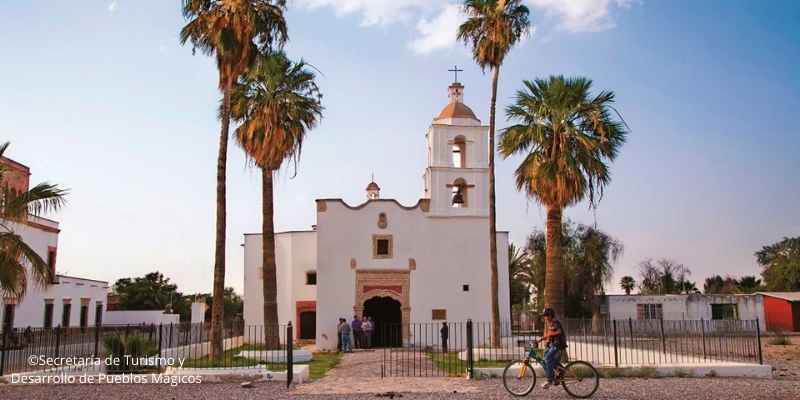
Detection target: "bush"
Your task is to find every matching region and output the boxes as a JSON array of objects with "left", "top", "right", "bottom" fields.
[
  {"left": 104, "top": 334, "right": 159, "bottom": 374},
  {"left": 768, "top": 333, "right": 790, "bottom": 346}
]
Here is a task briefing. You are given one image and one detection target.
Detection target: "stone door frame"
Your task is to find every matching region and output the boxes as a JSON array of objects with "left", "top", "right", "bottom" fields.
[{"left": 354, "top": 269, "right": 411, "bottom": 342}]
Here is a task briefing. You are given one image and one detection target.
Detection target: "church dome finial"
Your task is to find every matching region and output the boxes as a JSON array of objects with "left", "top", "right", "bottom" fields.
[{"left": 366, "top": 174, "right": 380, "bottom": 199}]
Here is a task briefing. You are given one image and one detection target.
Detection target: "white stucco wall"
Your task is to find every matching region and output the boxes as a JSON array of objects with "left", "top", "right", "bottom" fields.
[
  {"left": 0, "top": 219, "right": 109, "bottom": 329},
  {"left": 104, "top": 310, "right": 180, "bottom": 326},
  {"left": 314, "top": 199, "right": 510, "bottom": 350},
  {"left": 243, "top": 230, "right": 317, "bottom": 332},
  {"left": 606, "top": 294, "right": 765, "bottom": 326}
]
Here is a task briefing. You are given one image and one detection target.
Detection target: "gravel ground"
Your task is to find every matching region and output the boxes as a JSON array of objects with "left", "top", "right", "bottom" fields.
[{"left": 1, "top": 377, "right": 799, "bottom": 400}]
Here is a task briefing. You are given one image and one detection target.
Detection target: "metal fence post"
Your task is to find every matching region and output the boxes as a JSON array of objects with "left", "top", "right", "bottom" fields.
[
  {"left": 701, "top": 319, "right": 707, "bottom": 360},
  {"left": 659, "top": 318, "right": 666, "bottom": 355},
  {"left": 286, "top": 322, "right": 294, "bottom": 387},
  {"left": 612, "top": 320, "right": 619, "bottom": 368},
  {"left": 158, "top": 324, "right": 163, "bottom": 358},
  {"left": 55, "top": 326, "right": 61, "bottom": 359},
  {"left": 466, "top": 319, "right": 474, "bottom": 379},
  {"left": 94, "top": 324, "right": 101, "bottom": 357},
  {"left": 0, "top": 329, "right": 6, "bottom": 376},
  {"left": 755, "top": 319, "right": 763, "bottom": 365}
]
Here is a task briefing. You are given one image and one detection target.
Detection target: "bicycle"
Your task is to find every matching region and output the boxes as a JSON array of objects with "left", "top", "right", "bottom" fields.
[{"left": 502, "top": 340, "right": 599, "bottom": 398}]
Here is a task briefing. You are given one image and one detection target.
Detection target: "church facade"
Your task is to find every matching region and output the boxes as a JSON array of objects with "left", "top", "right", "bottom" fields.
[{"left": 243, "top": 81, "right": 510, "bottom": 350}]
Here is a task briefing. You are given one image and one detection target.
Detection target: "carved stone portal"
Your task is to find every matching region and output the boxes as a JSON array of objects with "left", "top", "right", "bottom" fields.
[{"left": 353, "top": 269, "right": 411, "bottom": 341}]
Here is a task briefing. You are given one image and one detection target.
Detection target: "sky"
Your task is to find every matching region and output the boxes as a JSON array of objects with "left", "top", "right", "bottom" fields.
[{"left": 1, "top": 1, "right": 798, "bottom": 296}]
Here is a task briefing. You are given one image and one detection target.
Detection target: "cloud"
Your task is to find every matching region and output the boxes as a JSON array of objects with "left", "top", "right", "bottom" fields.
[
  {"left": 294, "top": 0, "right": 437, "bottom": 26},
  {"left": 107, "top": 0, "right": 118, "bottom": 14},
  {"left": 527, "top": 0, "right": 634, "bottom": 32},
  {"left": 408, "top": 4, "right": 464, "bottom": 55},
  {"left": 294, "top": 0, "right": 635, "bottom": 55}
]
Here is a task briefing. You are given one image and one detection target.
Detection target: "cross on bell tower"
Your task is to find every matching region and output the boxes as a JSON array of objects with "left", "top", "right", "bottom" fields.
[{"left": 448, "top": 65, "right": 464, "bottom": 84}]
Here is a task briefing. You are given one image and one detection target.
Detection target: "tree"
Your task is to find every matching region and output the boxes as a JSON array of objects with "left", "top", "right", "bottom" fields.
[
  {"left": 508, "top": 243, "right": 532, "bottom": 307},
  {"left": 703, "top": 275, "right": 737, "bottom": 294},
  {"left": 756, "top": 237, "right": 800, "bottom": 291},
  {"left": 499, "top": 76, "right": 627, "bottom": 317},
  {"left": 523, "top": 221, "right": 622, "bottom": 318},
  {"left": 186, "top": 287, "right": 243, "bottom": 324},
  {"left": 458, "top": 0, "right": 530, "bottom": 347},
  {"left": 112, "top": 272, "right": 189, "bottom": 319},
  {"left": 570, "top": 225, "right": 622, "bottom": 322},
  {"left": 180, "top": 0, "right": 288, "bottom": 358},
  {"left": 229, "top": 51, "right": 322, "bottom": 343},
  {"left": 638, "top": 258, "right": 693, "bottom": 295},
  {"left": 620, "top": 276, "right": 636, "bottom": 295},
  {"left": 0, "top": 142, "right": 67, "bottom": 298},
  {"left": 737, "top": 275, "right": 764, "bottom": 294}
]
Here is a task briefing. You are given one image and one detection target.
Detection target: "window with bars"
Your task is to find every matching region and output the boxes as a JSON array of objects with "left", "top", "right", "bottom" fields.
[{"left": 636, "top": 303, "right": 663, "bottom": 320}]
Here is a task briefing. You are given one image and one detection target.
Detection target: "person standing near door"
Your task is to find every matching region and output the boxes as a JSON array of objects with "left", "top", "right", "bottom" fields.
[
  {"left": 362, "top": 317, "right": 373, "bottom": 348},
  {"left": 440, "top": 321, "right": 449, "bottom": 353},
  {"left": 351, "top": 315, "right": 363, "bottom": 349}
]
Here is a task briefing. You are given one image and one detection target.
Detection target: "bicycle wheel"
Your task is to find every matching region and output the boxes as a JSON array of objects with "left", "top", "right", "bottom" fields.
[
  {"left": 502, "top": 360, "right": 537, "bottom": 397},
  {"left": 560, "top": 360, "right": 599, "bottom": 399}
]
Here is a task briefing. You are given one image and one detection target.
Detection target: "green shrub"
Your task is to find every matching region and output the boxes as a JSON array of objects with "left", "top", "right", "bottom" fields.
[
  {"left": 672, "top": 368, "right": 691, "bottom": 378},
  {"left": 103, "top": 334, "right": 159, "bottom": 374},
  {"left": 768, "top": 333, "right": 790, "bottom": 346}
]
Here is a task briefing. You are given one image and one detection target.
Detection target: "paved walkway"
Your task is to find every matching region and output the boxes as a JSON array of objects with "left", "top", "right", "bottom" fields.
[{"left": 294, "top": 350, "right": 479, "bottom": 395}]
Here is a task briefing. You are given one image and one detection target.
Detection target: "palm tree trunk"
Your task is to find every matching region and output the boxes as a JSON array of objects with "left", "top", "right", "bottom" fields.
[
  {"left": 261, "top": 167, "right": 280, "bottom": 348},
  {"left": 209, "top": 81, "right": 231, "bottom": 360},
  {"left": 488, "top": 65, "right": 501, "bottom": 347},
  {"left": 544, "top": 205, "right": 565, "bottom": 317}
]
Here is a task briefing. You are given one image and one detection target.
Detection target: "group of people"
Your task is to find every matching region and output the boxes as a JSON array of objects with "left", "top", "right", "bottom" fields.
[{"left": 336, "top": 315, "right": 374, "bottom": 352}]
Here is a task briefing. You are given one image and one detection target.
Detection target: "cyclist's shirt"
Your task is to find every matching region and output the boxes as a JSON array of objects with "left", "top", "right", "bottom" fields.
[{"left": 547, "top": 318, "right": 567, "bottom": 350}]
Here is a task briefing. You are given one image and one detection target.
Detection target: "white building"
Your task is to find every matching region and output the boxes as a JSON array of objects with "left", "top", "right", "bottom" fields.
[
  {"left": 604, "top": 294, "right": 765, "bottom": 325},
  {"left": 243, "top": 81, "right": 511, "bottom": 349},
  {"left": 1, "top": 157, "right": 109, "bottom": 331}
]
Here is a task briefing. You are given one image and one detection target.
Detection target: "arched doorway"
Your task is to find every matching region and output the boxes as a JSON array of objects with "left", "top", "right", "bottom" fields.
[
  {"left": 299, "top": 311, "right": 316, "bottom": 340},
  {"left": 363, "top": 296, "right": 402, "bottom": 347}
]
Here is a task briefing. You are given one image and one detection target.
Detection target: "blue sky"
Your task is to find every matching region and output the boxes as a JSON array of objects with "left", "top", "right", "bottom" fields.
[{"left": 2, "top": 1, "right": 798, "bottom": 295}]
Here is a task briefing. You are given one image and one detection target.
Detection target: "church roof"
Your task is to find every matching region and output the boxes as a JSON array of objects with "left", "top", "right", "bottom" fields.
[{"left": 435, "top": 101, "right": 478, "bottom": 121}]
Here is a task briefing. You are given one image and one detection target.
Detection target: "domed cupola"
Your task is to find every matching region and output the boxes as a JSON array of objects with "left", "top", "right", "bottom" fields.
[{"left": 433, "top": 82, "right": 480, "bottom": 125}]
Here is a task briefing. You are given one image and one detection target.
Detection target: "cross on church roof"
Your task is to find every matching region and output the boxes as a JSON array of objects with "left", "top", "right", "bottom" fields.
[{"left": 448, "top": 65, "right": 464, "bottom": 84}]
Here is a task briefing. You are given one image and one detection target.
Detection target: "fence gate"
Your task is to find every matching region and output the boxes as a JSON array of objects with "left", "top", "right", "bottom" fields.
[{"left": 381, "top": 320, "right": 475, "bottom": 378}]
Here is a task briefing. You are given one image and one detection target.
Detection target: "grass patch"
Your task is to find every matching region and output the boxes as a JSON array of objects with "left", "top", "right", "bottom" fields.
[
  {"left": 672, "top": 368, "right": 691, "bottom": 378},
  {"left": 182, "top": 344, "right": 285, "bottom": 370},
  {"left": 308, "top": 352, "right": 341, "bottom": 381},
  {"left": 426, "top": 352, "right": 508, "bottom": 376},
  {"left": 599, "top": 366, "right": 658, "bottom": 379}
]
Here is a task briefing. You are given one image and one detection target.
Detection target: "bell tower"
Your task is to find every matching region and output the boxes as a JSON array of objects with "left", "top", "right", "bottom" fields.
[{"left": 422, "top": 75, "right": 490, "bottom": 218}]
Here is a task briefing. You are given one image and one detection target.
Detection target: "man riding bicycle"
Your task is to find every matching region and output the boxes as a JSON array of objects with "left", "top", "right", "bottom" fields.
[{"left": 540, "top": 307, "right": 567, "bottom": 389}]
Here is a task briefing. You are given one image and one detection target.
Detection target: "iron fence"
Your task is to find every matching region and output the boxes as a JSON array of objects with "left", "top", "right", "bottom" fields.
[
  {"left": 381, "top": 318, "right": 763, "bottom": 378},
  {"left": 0, "top": 320, "right": 296, "bottom": 386}
]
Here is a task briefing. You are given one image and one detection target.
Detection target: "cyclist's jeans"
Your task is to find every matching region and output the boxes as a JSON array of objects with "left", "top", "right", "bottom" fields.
[{"left": 544, "top": 345, "right": 560, "bottom": 383}]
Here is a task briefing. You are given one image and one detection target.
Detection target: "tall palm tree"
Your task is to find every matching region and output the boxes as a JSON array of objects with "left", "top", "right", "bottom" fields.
[
  {"left": 458, "top": 0, "right": 530, "bottom": 346},
  {"left": 230, "top": 52, "right": 322, "bottom": 345},
  {"left": 180, "top": 0, "right": 288, "bottom": 358},
  {"left": 620, "top": 276, "right": 635, "bottom": 295},
  {"left": 499, "top": 76, "right": 627, "bottom": 317},
  {"left": 0, "top": 142, "right": 68, "bottom": 298}
]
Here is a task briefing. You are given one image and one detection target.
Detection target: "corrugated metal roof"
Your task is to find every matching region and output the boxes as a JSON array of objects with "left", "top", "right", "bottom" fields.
[{"left": 757, "top": 292, "right": 800, "bottom": 302}]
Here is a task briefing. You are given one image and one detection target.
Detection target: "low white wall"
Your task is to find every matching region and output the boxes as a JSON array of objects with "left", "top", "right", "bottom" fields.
[{"left": 104, "top": 310, "right": 180, "bottom": 326}]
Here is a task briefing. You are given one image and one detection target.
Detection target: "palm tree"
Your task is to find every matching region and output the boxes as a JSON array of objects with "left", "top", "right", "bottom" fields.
[
  {"left": 499, "top": 76, "right": 627, "bottom": 317},
  {"left": 572, "top": 225, "right": 622, "bottom": 329},
  {"left": 458, "top": 0, "right": 530, "bottom": 346},
  {"left": 180, "top": 0, "right": 288, "bottom": 358},
  {"left": 620, "top": 276, "right": 635, "bottom": 295},
  {"left": 508, "top": 243, "right": 532, "bottom": 304},
  {"left": 230, "top": 52, "right": 322, "bottom": 345},
  {"left": 0, "top": 142, "right": 68, "bottom": 298}
]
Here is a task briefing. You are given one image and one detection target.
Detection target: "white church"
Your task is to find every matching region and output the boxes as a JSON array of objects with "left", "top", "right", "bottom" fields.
[{"left": 243, "top": 80, "right": 511, "bottom": 350}]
